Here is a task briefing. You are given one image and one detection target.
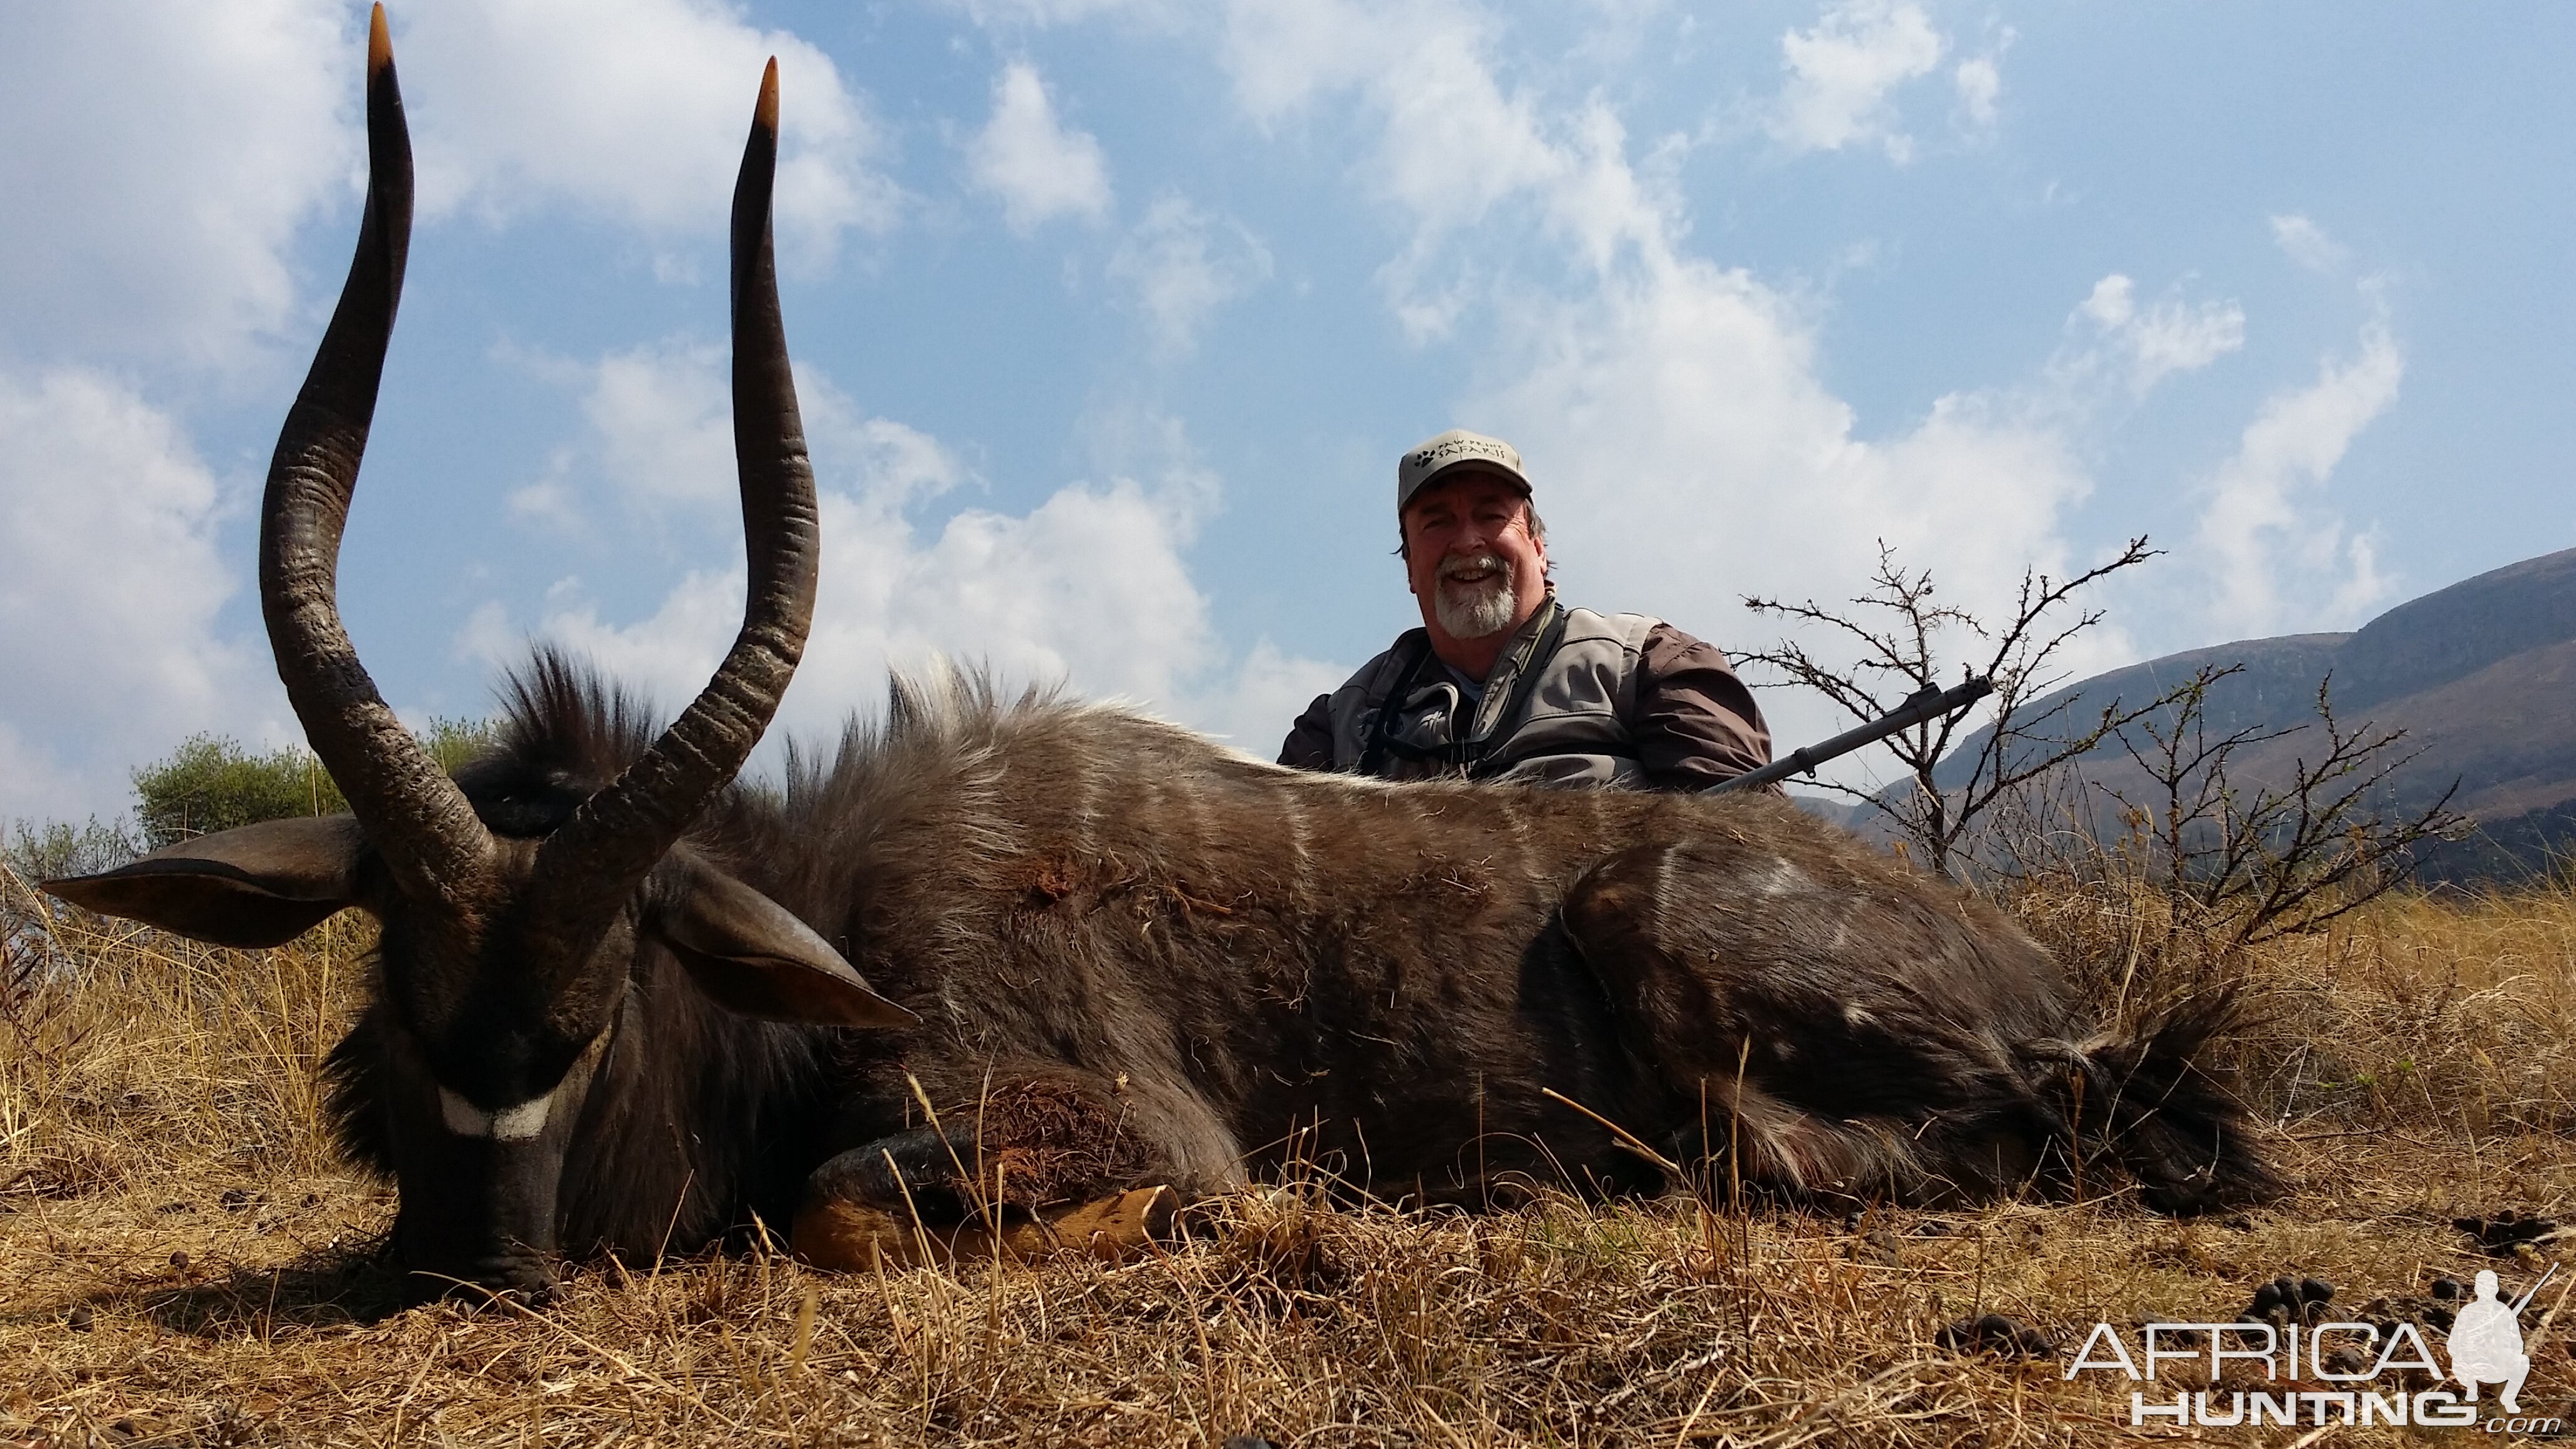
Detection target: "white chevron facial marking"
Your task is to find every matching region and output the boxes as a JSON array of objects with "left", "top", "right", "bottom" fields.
[{"left": 439, "top": 1084, "right": 554, "bottom": 1141}]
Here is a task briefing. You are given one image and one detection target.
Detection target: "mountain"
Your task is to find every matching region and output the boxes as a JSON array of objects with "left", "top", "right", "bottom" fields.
[{"left": 1912, "top": 547, "right": 2576, "bottom": 881}]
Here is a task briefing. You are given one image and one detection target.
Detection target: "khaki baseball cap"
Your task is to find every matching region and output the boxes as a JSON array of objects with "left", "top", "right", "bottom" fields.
[{"left": 1396, "top": 429, "right": 1530, "bottom": 515}]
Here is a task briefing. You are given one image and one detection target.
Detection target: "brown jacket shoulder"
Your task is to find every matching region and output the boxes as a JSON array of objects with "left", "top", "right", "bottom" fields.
[{"left": 1279, "top": 610, "right": 1772, "bottom": 791}]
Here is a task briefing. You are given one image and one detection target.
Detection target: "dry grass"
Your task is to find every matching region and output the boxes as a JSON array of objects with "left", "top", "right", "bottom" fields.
[{"left": 4, "top": 860, "right": 2573, "bottom": 1447}]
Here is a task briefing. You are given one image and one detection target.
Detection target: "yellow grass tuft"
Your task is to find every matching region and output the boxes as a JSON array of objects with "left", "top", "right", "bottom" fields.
[{"left": 4, "top": 859, "right": 2571, "bottom": 1445}]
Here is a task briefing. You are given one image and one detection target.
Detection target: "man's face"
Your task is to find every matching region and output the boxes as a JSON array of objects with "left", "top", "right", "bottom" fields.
[{"left": 1402, "top": 472, "right": 1549, "bottom": 645}]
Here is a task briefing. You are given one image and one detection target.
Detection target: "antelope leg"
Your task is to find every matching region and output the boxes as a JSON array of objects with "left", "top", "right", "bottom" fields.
[{"left": 793, "top": 1184, "right": 1178, "bottom": 1270}]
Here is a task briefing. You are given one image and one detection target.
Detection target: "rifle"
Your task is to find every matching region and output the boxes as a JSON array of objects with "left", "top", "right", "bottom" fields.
[
  {"left": 2509, "top": 1262, "right": 2559, "bottom": 1317},
  {"left": 1705, "top": 676, "right": 1996, "bottom": 794}
]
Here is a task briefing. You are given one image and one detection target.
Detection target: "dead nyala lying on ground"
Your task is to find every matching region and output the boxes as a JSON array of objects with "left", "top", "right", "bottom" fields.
[{"left": 47, "top": 10, "right": 2273, "bottom": 1304}]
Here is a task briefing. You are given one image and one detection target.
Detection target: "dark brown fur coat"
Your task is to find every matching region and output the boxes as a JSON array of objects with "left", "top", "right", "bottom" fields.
[{"left": 331, "top": 658, "right": 2271, "bottom": 1255}]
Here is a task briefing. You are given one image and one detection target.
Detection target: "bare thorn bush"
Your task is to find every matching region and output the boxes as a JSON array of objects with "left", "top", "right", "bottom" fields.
[
  {"left": 1742, "top": 537, "right": 2165, "bottom": 879},
  {"left": 2094, "top": 663, "right": 2469, "bottom": 948}
]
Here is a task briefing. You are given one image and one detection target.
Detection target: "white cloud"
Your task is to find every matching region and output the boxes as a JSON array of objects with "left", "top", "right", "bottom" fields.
[
  {"left": 394, "top": 0, "right": 897, "bottom": 266},
  {"left": 1215, "top": 0, "right": 1674, "bottom": 334},
  {"left": 2127, "top": 303, "right": 2246, "bottom": 391},
  {"left": 2073, "top": 274, "right": 2247, "bottom": 394},
  {"left": 0, "top": 368, "right": 286, "bottom": 823},
  {"left": 1199, "top": 641, "right": 1348, "bottom": 754},
  {"left": 2270, "top": 213, "right": 2349, "bottom": 274},
  {"left": 1768, "top": 0, "right": 1946, "bottom": 162},
  {"left": 1949, "top": 24, "right": 2012, "bottom": 139},
  {"left": 517, "top": 471, "right": 1225, "bottom": 748},
  {"left": 1219, "top": 0, "right": 1385, "bottom": 122},
  {"left": 497, "top": 336, "right": 972, "bottom": 537},
  {"left": 966, "top": 62, "right": 1114, "bottom": 232},
  {"left": 1196, "top": 0, "right": 2145, "bottom": 748},
  {"left": 588, "top": 340, "right": 738, "bottom": 509},
  {"left": 1092, "top": 0, "right": 2124, "bottom": 753},
  {"left": 1222, "top": 0, "right": 1571, "bottom": 238},
  {"left": 505, "top": 466, "right": 583, "bottom": 533},
  {"left": 2192, "top": 320, "right": 2404, "bottom": 636},
  {"left": 459, "top": 346, "right": 1324, "bottom": 760},
  {"left": 0, "top": 1, "right": 350, "bottom": 371},
  {"left": 1473, "top": 255, "right": 2104, "bottom": 722},
  {"left": 1953, "top": 56, "right": 2000, "bottom": 130},
  {"left": 2077, "top": 274, "right": 2136, "bottom": 329},
  {"left": 1107, "top": 198, "right": 1274, "bottom": 356},
  {"left": 950, "top": 0, "right": 1182, "bottom": 26}
]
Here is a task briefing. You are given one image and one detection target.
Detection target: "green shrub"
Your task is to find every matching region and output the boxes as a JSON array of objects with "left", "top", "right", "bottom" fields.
[
  {"left": 2, "top": 817, "right": 140, "bottom": 881},
  {"left": 132, "top": 736, "right": 344, "bottom": 848},
  {"left": 130, "top": 718, "right": 498, "bottom": 849},
  {"left": 417, "top": 716, "right": 501, "bottom": 775}
]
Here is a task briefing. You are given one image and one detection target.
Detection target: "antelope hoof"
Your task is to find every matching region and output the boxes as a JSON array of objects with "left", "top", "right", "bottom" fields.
[{"left": 793, "top": 1184, "right": 1179, "bottom": 1271}]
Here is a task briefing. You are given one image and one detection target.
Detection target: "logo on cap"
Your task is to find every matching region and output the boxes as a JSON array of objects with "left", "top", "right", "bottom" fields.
[{"left": 1397, "top": 429, "right": 1530, "bottom": 514}]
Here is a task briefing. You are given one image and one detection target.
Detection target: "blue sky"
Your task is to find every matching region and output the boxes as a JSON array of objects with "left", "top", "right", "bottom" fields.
[{"left": 3, "top": 1, "right": 2570, "bottom": 824}]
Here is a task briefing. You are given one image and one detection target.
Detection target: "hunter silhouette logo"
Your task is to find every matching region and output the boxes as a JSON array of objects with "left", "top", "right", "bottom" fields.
[
  {"left": 2449, "top": 1266, "right": 2554, "bottom": 1414},
  {"left": 2066, "top": 1261, "right": 2564, "bottom": 1432}
]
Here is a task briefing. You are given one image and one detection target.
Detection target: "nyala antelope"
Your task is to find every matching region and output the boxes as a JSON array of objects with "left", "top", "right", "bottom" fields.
[{"left": 49, "top": 9, "right": 2273, "bottom": 1304}]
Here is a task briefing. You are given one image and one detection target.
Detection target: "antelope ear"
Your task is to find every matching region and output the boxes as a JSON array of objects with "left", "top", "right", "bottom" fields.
[
  {"left": 648, "top": 857, "right": 916, "bottom": 1030},
  {"left": 42, "top": 816, "right": 368, "bottom": 949}
]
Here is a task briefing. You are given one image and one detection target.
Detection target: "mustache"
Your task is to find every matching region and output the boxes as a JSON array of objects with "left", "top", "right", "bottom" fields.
[{"left": 1436, "top": 552, "right": 1511, "bottom": 585}]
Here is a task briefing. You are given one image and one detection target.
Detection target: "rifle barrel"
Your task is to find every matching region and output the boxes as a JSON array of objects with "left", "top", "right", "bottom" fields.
[
  {"left": 1706, "top": 676, "right": 1996, "bottom": 794},
  {"left": 2509, "top": 1262, "right": 2559, "bottom": 1317}
]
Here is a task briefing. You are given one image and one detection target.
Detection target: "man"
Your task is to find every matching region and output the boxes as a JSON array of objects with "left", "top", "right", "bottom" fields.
[
  {"left": 1279, "top": 429, "right": 1772, "bottom": 790},
  {"left": 2447, "top": 1269, "right": 2534, "bottom": 1415}
]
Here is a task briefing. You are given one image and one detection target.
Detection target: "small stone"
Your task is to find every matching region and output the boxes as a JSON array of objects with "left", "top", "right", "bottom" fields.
[
  {"left": 168, "top": 1251, "right": 190, "bottom": 1271},
  {"left": 2431, "top": 1277, "right": 2462, "bottom": 1300},
  {"left": 220, "top": 1189, "right": 251, "bottom": 1212},
  {"left": 1842, "top": 1211, "right": 1865, "bottom": 1234},
  {"left": 65, "top": 1304, "right": 93, "bottom": 1332},
  {"left": 2326, "top": 1345, "right": 2369, "bottom": 1375},
  {"left": 1222, "top": 1438, "right": 1279, "bottom": 1449},
  {"left": 2223, "top": 1213, "right": 2255, "bottom": 1231},
  {"left": 1915, "top": 1219, "right": 1951, "bottom": 1237},
  {"left": 2249, "top": 1281, "right": 2288, "bottom": 1315},
  {"left": 1936, "top": 1313, "right": 2054, "bottom": 1360},
  {"left": 2137, "top": 1317, "right": 2200, "bottom": 1345},
  {"left": 2452, "top": 1211, "right": 2562, "bottom": 1254}
]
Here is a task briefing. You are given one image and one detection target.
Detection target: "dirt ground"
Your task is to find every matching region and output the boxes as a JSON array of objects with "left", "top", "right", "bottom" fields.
[{"left": 4, "top": 872, "right": 2572, "bottom": 1446}]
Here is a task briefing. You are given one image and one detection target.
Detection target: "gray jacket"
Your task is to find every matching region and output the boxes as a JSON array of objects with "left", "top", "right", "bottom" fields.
[{"left": 1278, "top": 601, "right": 1772, "bottom": 790}]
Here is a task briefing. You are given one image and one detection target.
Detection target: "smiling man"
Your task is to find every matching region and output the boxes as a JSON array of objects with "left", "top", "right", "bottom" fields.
[{"left": 1279, "top": 429, "right": 1773, "bottom": 790}]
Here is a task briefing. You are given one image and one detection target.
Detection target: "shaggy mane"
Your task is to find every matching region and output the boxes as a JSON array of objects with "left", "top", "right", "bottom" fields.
[{"left": 496, "top": 648, "right": 665, "bottom": 791}]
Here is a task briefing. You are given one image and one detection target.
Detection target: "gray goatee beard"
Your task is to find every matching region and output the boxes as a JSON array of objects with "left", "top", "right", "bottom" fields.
[{"left": 1433, "top": 552, "right": 1520, "bottom": 640}]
